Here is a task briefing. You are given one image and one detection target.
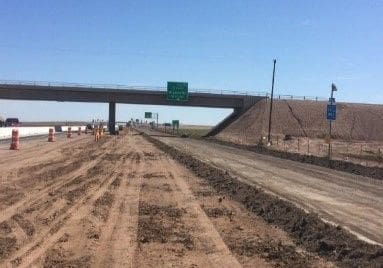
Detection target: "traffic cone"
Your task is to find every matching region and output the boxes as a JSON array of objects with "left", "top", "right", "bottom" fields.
[
  {"left": 67, "top": 127, "right": 72, "bottom": 138},
  {"left": 48, "top": 128, "right": 55, "bottom": 142},
  {"left": 78, "top": 126, "right": 81, "bottom": 136},
  {"left": 10, "top": 129, "right": 19, "bottom": 150},
  {"left": 95, "top": 126, "right": 99, "bottom": 141}
]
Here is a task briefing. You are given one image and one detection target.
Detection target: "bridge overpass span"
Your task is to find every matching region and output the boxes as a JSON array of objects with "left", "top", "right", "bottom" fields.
[{"left": 0, "top": 81, "right": 266, "bottom": 135}]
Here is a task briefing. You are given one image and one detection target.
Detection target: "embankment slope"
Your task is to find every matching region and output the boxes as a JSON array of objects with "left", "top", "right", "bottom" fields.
[{"left": 216, "top": 99, "right": 383, "bottom": 143}]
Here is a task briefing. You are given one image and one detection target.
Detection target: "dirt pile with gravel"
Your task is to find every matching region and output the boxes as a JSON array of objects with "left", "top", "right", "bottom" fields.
[
  {"left": 142, "top": 132, "right": 383, "bottom": 267},
  {"left": 217, "top": 99, "right": 383, "bottom": 143}
]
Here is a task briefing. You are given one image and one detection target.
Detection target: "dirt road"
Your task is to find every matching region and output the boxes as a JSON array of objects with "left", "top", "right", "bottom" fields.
[
  {"left": 156, "top": 136, "right": 383, "bottom": 245},
  {"left": 0, "top": 131, "right": 338, "bottom": 267}
]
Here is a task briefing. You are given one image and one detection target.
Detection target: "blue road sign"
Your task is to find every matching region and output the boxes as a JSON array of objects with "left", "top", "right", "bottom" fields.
[{"left": 327, "top": 104, "right": 336, "bottom": 120}]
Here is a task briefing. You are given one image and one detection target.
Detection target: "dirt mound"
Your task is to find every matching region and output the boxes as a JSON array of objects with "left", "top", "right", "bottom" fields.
[
  {"left": 203, "top": 207, "right": 233, "bottom": 218},
  {"left": 92, "top": 192, "right": 115, "bottom": 221},
  {"left": 143, "top": 132, "right": 383, "bottom": 267},
  {"left": 229, "top": 237, "right": 312, "bottom": 267},
  {"left": 138, "top": 202, "right": 193, "bottom": 249},
  {"left": 11, "top": 214, "right": 35, "bottom": 237},
  {"left": 0, "top": 237, "right": 17, "bottom": 259},
  {"left": 0, "top": 222, "right": 12, "bottom": 235},
  {"left": 217, "top": 99, "right": 383, "bottom": 143},
  {"left": 43, "top": 248, "right": 91, "bottom": 268}
]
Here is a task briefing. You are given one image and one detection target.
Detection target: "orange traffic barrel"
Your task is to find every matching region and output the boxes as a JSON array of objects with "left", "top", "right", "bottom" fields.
[
  {"left": 48, "top": 128, "right": 55, "bottom": 142},
  {"left": 94, "top": 126, "right": 99, "bottom": 141},
  {"left": 67, "top": 127, "right": 72, "bottom": 138},
  {"left": 10, "top": 129, "right": 20, "bottom": 150},
  {"left": 78, "top": 127, "right": 81, "bottom": 135}
]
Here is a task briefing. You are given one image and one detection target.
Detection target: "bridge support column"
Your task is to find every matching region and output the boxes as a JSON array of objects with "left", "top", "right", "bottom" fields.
[{"left": 108, "top": 102, "right": 116, "bottom": 135}]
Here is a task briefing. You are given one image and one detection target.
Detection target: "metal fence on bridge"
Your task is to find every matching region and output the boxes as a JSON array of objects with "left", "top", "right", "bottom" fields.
[
  {"left": 0, "top": 80, "right": 267, "bottom": 96},
  {"left": 0, "top": 80, "right": 326, "bottom": 101}
]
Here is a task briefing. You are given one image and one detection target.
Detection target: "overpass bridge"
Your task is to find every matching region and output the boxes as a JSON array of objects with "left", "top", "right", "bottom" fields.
[{"left": 0, "top": 81, "right": 266, "bottom": 135}]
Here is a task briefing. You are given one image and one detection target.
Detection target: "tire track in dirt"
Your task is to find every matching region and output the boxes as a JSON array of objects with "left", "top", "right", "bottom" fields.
[
  {"left": 13, "top": 171, "right": 118, "bottom": 268},
  {"left": 0, "top": 136, "right": 100, "bottom": 207},
  {"left": 19, "top": 134, "right": 140, "bottom": 267},
  {"left": 93, "top": 147, "right": 144, "bottom": 267},
  {"left": 0, "top": 138, "right": 111, "bottom": 224},
  {"left": 0, "top": 138, "right": 92, "bottom": 210},
  {"left": 0, "top": 136, "right": 124, "bottom": 266},
  {"left": 0, "top": 158, "right": 103, "bottom": 225},
  {"left": 165, "top": 167, "right": 243, "bottom": 267},
  {"left": 0, "top": 135, "right": 89, "bottom": 166},
  {"left": 181, "top": 164, "right": 335, "bottom": 267},
  {"left": 134, "top": 140, "right": 242, "bottom": 268},
  {"left": 2, "top": 173, "right": 109, "bottom": 266}
]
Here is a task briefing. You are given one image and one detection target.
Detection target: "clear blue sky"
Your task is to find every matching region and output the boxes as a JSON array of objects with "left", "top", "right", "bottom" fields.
[{"left": 0, "top": 0, "right": 382, "bottom": 124}]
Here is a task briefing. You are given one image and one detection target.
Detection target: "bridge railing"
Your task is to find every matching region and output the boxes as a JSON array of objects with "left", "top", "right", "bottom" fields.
[
  {"left": 0, "top": 80, "right": 326, "bottom": 100},
  {"left": 265, "top": 93, "right": 327, "bottom": 102},
  {"left": 0, "top": 80, "right": 268, "bottom": 97}
]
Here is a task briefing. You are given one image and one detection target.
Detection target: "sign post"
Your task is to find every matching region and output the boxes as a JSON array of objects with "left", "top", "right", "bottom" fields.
[
  {"left": 172, "top": 120, "right": 180, "bottom": 134},
  {"left": 145, "top": 112, "right": 158, "bottom": 128},
  {"left": 327, "top": 84, "right": 338, "bottom": 165},
  {"left": 167, "top": 82, "right": 188, "bottom": 101}
]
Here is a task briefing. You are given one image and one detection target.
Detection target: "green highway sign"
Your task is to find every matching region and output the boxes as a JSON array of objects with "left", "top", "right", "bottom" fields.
[
  {"left": 144, "top": 112, "right": 152, "bottom": 119},
  {"left": 167, "top": 82, "right": 188, "bottom": 101},
  {"left": 172, "top": 120, "right": 179, "bottom": 128}
]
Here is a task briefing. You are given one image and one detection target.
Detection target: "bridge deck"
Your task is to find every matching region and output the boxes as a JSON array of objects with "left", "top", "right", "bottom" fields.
[{"left": 0, "top": 82, "right": 265, "bottom": 109}]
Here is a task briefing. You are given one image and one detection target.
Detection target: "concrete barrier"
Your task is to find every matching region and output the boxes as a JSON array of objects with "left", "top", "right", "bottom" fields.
[
  {"left": 0, "top": 126, "right": 86, "bottom": 140},
  {"left": 61, "top": 126, "right": 86, "bottom": 132},
  {"left": 0, "top": 127, "right": 53, "bottom": 139}
]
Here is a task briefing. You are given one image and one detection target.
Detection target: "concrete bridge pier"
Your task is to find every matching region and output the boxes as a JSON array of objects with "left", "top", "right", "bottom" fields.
[{"left": 108, "top": 102, "right": 116, "bottom": 135}]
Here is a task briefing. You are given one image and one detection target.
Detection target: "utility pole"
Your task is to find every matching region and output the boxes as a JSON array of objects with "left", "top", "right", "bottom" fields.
[{"left": 267, "top": 59, "right": 277, "bottom": 145}]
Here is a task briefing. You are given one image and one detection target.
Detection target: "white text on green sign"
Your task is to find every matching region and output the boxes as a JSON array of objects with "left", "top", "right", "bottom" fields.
[{"left": 167, "top": 82, "right": 188, "bottom": 101}]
